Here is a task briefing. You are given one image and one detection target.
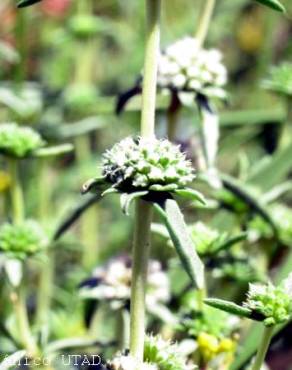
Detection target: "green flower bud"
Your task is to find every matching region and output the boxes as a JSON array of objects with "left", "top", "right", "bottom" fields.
[
  {"left": 262, "top": 62, "right": 292, "bottom": 97},
  {"left": 63, "top": 85, "right": 97, "bottom": 115},
  {"left": 0, "top": 220, "right": 48, "bottom": 260},
  {"left": 244, "top": 277, "right": 292, "bottom": 326},
  {"left": 69, "top": 15, "right": 102, "bottom": 39},
  {"left": 102, "top": 137, "right": 195, "bottom": 193},
  {"left": 0, "top": 123, "right": 44, "bottom": 158}
]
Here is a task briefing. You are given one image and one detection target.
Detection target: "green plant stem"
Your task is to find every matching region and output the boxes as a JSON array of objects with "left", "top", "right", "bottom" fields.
[
  {"left": 7, "top": 159, "right": 38, "bottom": 356},
  {"left": 140, "top": 0, "right": 161, "bottom": 139},
  {"left": 12, "top": 283, "right": 39, "bottom": 357},
  {"left": 251, "top": 326, "right": 274, "bottom": 370},
  {"left": 195, "top": 0, "right": 216, "bottom": 47},
  {"left": 130, "top": 199, "right": 153, "bottom": 362},
  {"left": 72, "top": 0, "right": 100, "bottom": 270},
  {"left": 8, "top": 159, "right": 24, "bottom": 224},
  {"left": 14, "top": 8, "right": 27, "bottom": 86},
  {"left": 129, "top": 1, "right": 161, "bottom": 365},
  {"left": 36, "top": 159, "right": 54, "bottom": 326}
]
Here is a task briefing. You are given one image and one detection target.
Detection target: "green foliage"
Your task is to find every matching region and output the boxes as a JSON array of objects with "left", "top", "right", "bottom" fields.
[
  {"left": 0, "top": 220, "right": 48, "bottom": 260},
  {"left": 0, "top": 123, "right": 44, "bottom": 158},
  {"left": 68, "top": 15, "right": 104, "bottom": 39},
  {"left": 262, "top": 62, "right": 292, "bottom": 97},
  {"left": 253, "top": 0, "right": 286, "bottom": 12}
]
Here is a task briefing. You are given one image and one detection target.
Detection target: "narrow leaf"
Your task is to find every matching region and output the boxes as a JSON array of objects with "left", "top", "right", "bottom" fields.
[
  {"left": 53, "top": 194, "right": 101, "bottom": 241},
  {"left": 17, "top": 0, "right": 42, "bottom": 8},
  {"left": 102, "top": 187, "right": 119, "bottom": 197},
  {"left": 204, "top": 298, "right": 253, "bottom": 319},
  {"left": 120, "top": 191, "right": 148, "bottom": 215},
  {"left": 32, "top": 144, "right": 74, "bottom": 158},
  {"left": 81, "top": 177, "right": 106, "bottom": 195},
  {"left": 174, "top": 188, "right": 206, "bottom": 204},
  {"left": 155, "top": 200, "right": 205, "bottom": 289},
  {"left": 253, "top": 0, "right": 285, "bottom": 12},
  {"left": 212, "top": 232, "right": 248, "bottom": 255}
]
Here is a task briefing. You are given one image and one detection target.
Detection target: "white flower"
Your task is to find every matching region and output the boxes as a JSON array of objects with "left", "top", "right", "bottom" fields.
[{"left": 155, "top": 37, "right": 227, "bottom": 100}]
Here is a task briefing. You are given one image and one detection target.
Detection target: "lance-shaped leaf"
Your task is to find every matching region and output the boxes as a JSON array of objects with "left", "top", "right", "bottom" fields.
[
  {"left": 17, "top": 0, "right": 42, "bottom": 8},
  {"left": 154, "top": 199, "right": 205, "bottom": 290},
  {"left": 204, "top": 298, "right": 253, "bottom": 319},
  {"left": 53, "top": 194, "right": 101, "bottom": 241},
  {"left": 32, "top": 144, "right": 74, "bottom": 158},
  {"left": 120, "top": 191, "right": 148, "bottom": 215},
  {"left": 220, "top": 173, "right": 278, "bottom": 236},
  {"left": 253, "top": 0, "right": 285, "bottom": 12},
  {"left": 211, "top": 232, "right": 248, "bottom": 255},
  {"left": 174, "top": 188, "right": 206, "bottom": 204}
]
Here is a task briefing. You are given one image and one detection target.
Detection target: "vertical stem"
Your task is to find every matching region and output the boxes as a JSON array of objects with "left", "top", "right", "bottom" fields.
[
  {"left": 14, "top": 9, "right": 27, "bottom": 86},
  {"left": 72, "top": 0, "right": 100, "bottom": 270},
  {"left": 195, "top": 0, "right": 216, "bottom": 47},
  {"left": 11, "top": 284, "right": 39, "bottom": 357},
  {"left": 130, "top": 0, "right": 161, "bottom": 365},
  {"left": 130, "top": 200, "right": 153, "bottom": 362},
  {"left": 140, "top": 0, "right": 161, "bottom": 139},
  {"left": 7, "top": 159, "right": 38, "bottom": 356},
  {"left": 8, "top": 159, "right": 24, "bottom": 224},
  {"left": 251, "top": 326, "right": 273, "bottom": 370},
  {"left": 36, "top": 160, "right": 54, "bottom": 326}
]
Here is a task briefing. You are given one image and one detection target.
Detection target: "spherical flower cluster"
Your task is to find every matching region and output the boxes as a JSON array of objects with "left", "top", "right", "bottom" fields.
[
  {"left": 0, "top": 220, "right": 48, "bottom": 260},
  {"left": 244, "top": 277, "right": 292, "bottom": 326},
  {"left": 157, "top": 37, "right": 227, "bottom": 98},
  {"left": 102, "top": 137, "right": 195, "bottom": 192},
  {"left": 262, "top": 62, "right": 292, "bottom": 97},
  {"left": 80, "top": 256, "right": 170, "bottom": 310},
  {"left": 0, "top": 123, "right": 44, "bottom": 158}
]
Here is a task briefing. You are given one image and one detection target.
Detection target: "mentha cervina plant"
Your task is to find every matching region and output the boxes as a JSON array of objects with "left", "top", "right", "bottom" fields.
[
  {"left": 81, "top": 0, "right": 206, "bottom": 366},
  {"left": 204, "top": 273, "right": 292, "bottom": 370}
]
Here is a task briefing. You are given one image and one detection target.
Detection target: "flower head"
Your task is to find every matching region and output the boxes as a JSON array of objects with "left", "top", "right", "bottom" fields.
[
  {"left": 102, "top": 137, "right": 195, "bottom": 193},
  {"left": 244, "top": 276, "right": 292, "bottom": 326},
  {"left": 262, "top": 62, "right": 292, "bottom": 97},
  {"left": 157, "top": 37, "right": 227, "bottom": 99},
  {"left": 80, "top": 256, "right": 170, "bottom": 311},
  {"left": 0, "top": 123, "right": 44, "bottom": 158},
  {"left": 0, "top": 220, "right": 48, "bottom": 260}
]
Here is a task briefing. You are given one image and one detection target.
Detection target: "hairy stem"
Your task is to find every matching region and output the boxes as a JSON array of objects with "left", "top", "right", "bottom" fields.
[
  {"left": 140, "top": 0, "right": 161, "bottom": 139},
  {"left": 130, "top": 200, "right": 153, "bottom": 362},
  {"left": 251, "top": 326, "right": 273, "bottom": 370},
  {"left": 129, "top": 1, "right": 161, "bottom": 366},
  {"left": 195, "top": 0, "right": 216, "bottom": 47}
]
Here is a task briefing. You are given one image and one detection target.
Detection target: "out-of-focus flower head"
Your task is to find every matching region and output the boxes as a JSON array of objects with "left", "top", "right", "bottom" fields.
[
  {"left": 157, "top": 37, "right": 227, "bottom": 100},
  {"left": 0, "top": 123, "right": 44, "bottom": 158},
  {"left": 80, "top": 255, "right": 170, "bottom": 311},
  {"left": 262, "top": 62, "right": 292, "bottom": 97},
  {"left": 0, "top": 220, "right": 48, "bottom": 260},
  {"left": 244, "top": 274, "right": 292, "bottom": 326}
]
